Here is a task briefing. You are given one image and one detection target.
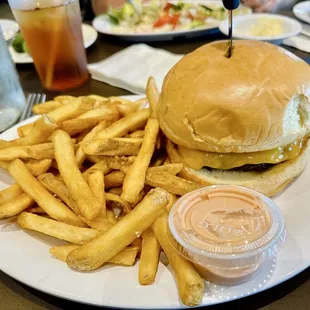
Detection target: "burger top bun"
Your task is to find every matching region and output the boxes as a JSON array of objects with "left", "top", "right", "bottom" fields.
[{"left": 157, "top": 40, "right": 310, "bottom": 153}]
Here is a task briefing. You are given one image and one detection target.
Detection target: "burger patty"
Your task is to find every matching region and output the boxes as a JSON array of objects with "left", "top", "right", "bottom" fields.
[{"left": 204, "top": 163, "right": 274, "bottom": 173}]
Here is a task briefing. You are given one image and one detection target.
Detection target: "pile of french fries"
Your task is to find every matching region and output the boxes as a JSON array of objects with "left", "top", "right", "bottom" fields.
[{"left": 0, "top": 78, "right": 205, "bottom": 307}]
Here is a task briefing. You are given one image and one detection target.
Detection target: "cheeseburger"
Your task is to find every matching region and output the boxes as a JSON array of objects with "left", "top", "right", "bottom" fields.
[{"left": 157, "top": 40, "right": 310, "bottom": 196}]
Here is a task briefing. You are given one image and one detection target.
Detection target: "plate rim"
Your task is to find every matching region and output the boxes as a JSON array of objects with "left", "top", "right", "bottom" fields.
[{"left": 293, "top": 1, "right": 310, "bottom": 24}]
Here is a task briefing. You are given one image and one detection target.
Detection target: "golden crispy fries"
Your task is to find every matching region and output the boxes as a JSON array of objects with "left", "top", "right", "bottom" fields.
[
  {"left": 0, "top": 194, "right": 34, "bottom": 219},
  {"left": 106, "top": 193, "right": 131, "bottom": 215},
  {"left": 130, "top": 130, "right": 144, "bottom": 138},
  {"left": 77, "top": 106, "right": 118, "bottom": 120},
  {"left": 17, "top": 212, "right": 99, "bottom": 245},
  {"left": 54, "top": 95, "right": 76, "bottom": 104},
  {"left": 122, "top": 118, "right": 159, "bottom": 203},
  {"left": 152, "top": 212, "right": 204, "bottom": 307},
  {"left": 9, "top": 159, "right": 85, "bottom": 227},
  {"left": 106, "top": 209, "right": 117, "bottom": 224},
  {"left": 83, "top": 160, "right": 111, "bottom": 178},
  {"left": 0, "top": 143, "right": 54, "bottom": 161},
  {"left": 54, "top": 130, "right": 102, "bottom": 220},
  {"left": 148, "top": 163, "right": 183, "bottom": 176},
  {"left": 146, "top": 77, "right": 159, "bottom": 117},
  {"left": 114, "top": 101, "right": 141, "bottom": 117},
  {"left": 0, "top": 116, "right": 57, "bottom": 150},
  {"left": 51, "top": 244, "right": 139, "bottom": 266},
  {"left": 17, "top": 123, "right": 33, "bottom": 137},
  {"left": 0, "top": 183, "right": 24, "bottom": 205},
  {"left": 104, "top": 171, "right": 125, "bottom": 188},
  {"left": 105, "top": 156, "right": 135, "bottom": 171},
  {"left": 166, "top": 193, "right": 178, "bottom": 212},
  {"left": 48, "top": 97, "right": 101, "bottom": 123},
  {"left": 37, "top": 173, "right": 79, "bottom": 214},
  {"left": 95, "top": 109, "right": 150, "bottom": 140},
  {"left": 0, "top": 159, "right": 52, "bottom": 176},
  {"left": 76, "top": 121, "right": 108, "bottom": 167},
  {"left": 67, "top": 188, "right": 169, "bottom": 271},
  {"left": 146, "top": 171, "right": 202, "bottom": 196},
  {"left": 88, "top": 170, "right": 106, "bottom": 218},
  {"left": 86, "top": 155, "right": 102, "bottom": 164},
  {"left": 59, "top": 117, "right": 107, "bottom": 136},
  {"left": 108, "top": 187, "right": 123, "bottom": 195},
  {"left": 139, "top": 228, "right": 161, "bottom": 285},
  {"left": 27, "top": 206, "right": 46, "bottom": 214},
  {"left": 83, "top": 138, "right": 143, "bottom": 156},
  {"left": 32, "top": 100, "right": 63, "bottom": 114}
]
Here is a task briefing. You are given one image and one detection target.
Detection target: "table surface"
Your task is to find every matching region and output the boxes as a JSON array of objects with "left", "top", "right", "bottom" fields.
[{"left": 1, "top": 3, "right": 310, "bottom": 310}]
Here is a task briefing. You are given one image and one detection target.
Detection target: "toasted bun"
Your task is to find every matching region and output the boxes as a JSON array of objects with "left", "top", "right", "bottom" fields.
[
  {"left": 158, "top": 40, "right": 310, "bottom": 153},
  {"left": 166, "top": 139, "right": 310, "bottom": 197}
]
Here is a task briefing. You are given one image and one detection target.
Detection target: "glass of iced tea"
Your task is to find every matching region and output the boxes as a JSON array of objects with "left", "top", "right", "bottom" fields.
[{"left": 8, "top": 0, "right": 89, "bottom": 91}]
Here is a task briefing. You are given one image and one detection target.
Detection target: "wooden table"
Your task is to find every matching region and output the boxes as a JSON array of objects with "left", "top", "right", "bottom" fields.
[{"left": 1, "top": 3, "right": 310, "bottom": 310}]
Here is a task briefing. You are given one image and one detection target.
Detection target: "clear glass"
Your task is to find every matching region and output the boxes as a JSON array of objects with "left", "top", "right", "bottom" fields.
[
  {"left": 168, "top": 185, "right": 286, "bottom": 285},
  {"left": 8, "top": 0, "right": 89, "bottom": 91},
  {"left": 0, "top": 27, "right": 25, "bottom": 132}
]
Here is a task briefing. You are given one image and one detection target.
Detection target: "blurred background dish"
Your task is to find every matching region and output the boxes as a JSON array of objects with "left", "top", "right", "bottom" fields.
[
  {"left": 9, "top": 24, "right": 98, "bottom": 64},
  {"left": 92, "top": 0, "right": 252, "bottom": 41},
  {"left": 219, "top": 13, "right": 301, "bottom": 44},
  {"left": 0, "top": 19, "right": 19, "bottom": 41},
  {"left": 293, "top": 1, "right": 310, "bottom": 24}
]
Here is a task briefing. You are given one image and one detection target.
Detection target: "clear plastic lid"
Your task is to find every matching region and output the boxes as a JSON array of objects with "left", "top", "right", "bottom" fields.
[{"left": 168, "top": 185, "right": 286, "bottom": 271}]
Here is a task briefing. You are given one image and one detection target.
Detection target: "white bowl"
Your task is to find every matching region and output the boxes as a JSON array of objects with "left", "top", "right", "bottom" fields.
[{"left": 219, "top": 13, "right": 301, "bottom": 45}]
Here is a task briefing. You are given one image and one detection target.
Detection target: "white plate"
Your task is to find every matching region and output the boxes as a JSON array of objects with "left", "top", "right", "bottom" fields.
[
  {"left": 0, "top": 96, "right": 310, "bottom": 308},
  {"left": 219, "top": 14, "right": 301, "bottom": 44},
  {"left": 0, "top": 19, "right": 19, "bottom": 41},
  {"left": 92, "top": 1, "right": 252, "bottom": 42},
  {"left": 9, "top": 24, "right": 98, "bottom": 64},
  {"left": 293, "top": 1, "right": 310, "bottom": 25}
]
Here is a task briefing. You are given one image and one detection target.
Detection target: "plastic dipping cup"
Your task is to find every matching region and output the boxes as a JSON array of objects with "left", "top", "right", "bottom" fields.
[{"left": 168, "top": 185, "right": 286, "bottom": 286}]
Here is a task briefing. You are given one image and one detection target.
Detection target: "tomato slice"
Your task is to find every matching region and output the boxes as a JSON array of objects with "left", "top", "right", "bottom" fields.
[
  {"left": 153, "top": 14, "right": 172, "bottom": 28},
  {"left": 164, "top": 3, "right": 174, "bottom": 13},
  {"left": 170, "top": 14, "right": 180, "bottom": 29}
]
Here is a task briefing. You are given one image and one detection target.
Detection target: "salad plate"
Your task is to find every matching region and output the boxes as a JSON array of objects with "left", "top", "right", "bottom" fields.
[
  {"left": 92, "top": 0, "right": 252, "bottom": 41},
  {"left": 9, "top": 24, "right": 98, "bottom": 64},
  {"left": 293, "top": 1, "right": 310, "bottom": 25},
  {"left": 1, "top": 95, "right": 310, "bottom": 308}
]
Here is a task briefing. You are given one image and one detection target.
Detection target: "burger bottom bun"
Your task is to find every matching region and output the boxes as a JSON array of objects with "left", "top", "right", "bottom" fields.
[{"left": 166, "top": 139, "right": 310, "bottom": 197}]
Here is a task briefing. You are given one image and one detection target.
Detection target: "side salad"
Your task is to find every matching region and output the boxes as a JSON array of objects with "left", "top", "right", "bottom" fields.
[{"left": 106, "top": 0, "right": 249, "bottom": 34}]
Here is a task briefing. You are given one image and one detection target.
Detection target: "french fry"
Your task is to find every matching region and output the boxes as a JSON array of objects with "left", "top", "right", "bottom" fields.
[
  {"left": 54, "top": 130, "right": 102, "bottom": 220},
  {"left": 146, "top": 77, "right": 159, "bottom": 117},
  {"left": 106, "top": 193, "right": 131, "bottom": 215},
  {"left": 38, "top": 173, "right": 113, "bottom": 232},
  {"left": 130, "top": 130, "right": 144, "bottom": 138},
  {"left": 67, "top": 188, "right": 169, "bottom": 271},
  {"left": 83, "top": 138, "right": 143, "bottom": 156},
  {"left": 8, "top": 159, "right": 85, "bottom": 227},
  {"left": 32, "top": 100, "right": 63, "bottom": 114},
  {"left": 122, "top": 118, "right": 159, "bottom": 203},
  {"left": 75, "top": 131, "right": 89, "bottom": 142},
  {"left": 54, "top": 95, "right": 76, "bottom": 104},
  {"left": 147, "top": 163, "right": 183, "bottom": 176},
  {"left": 0, "top": 159, "right": 52, "bottom": 176},
  {"left": 0, "top": 143, "right": 54, "bottom": 161},
  {"left": 166, "top": 193, "right": 178, "bottom": 212},
  {"left": 27, "top": 206, "right": 46, "bottom": 214},
  {"left": 77, "top": 106, "right": 118, "bottom": 120},
  {"left": 0, "top": 194, "right": 34, "bottom": 219},
  {"left": 37, "top": 173, "right": 79, "bottom": 214},
  {"left": 105, "top": 156, "right": 135, "bottom": 171},
  {"left": 59, "top": 117, "right": 108, "bottom": 136},
  {"left": 106, "top": 209, "right": 117, "bottom": 224},
  {"left": 152, "top": 212, "right": 204, "bottom": 307},
  {"left": 17, "top": 212, "right": 100, "bottom": 245},
  {"left": 51, "top": 244, "right": 139, "bottom": 266},
  {"left": 47, "top": 97, "right": 101, "bottom": 123},
  {"left": 94, "top": 109, "right": 150, "bottom": 140},
  {"left": 113, "top": 101, "right": 141, "bottom": 117},
  {"left": 108, "top": 187, "right": 123, "bottom": 195},
  {"left": 139, "top": 228, "right": 161, "bottom": 285},
  {"left": 88, "top": 170, "right": 106, "bottom": 218},
  {"left": 146, "top": 171, "right": 202, "bottom": 196},
  {"left": 104, "top": 171, "right": 125, "bottom": 188},
  {"left": 86, "top": 155, "right": 102, "bottom": 164},
  {"left": 17, "top": 123, "right": 33, "bottom": 137},
  {"left": 83, "top": 160, "right": 111, "bottom": 178},
  {"left": 87, "top": 95, "right": 108, "bottom": 102},
  {"left": 0, "top": 183, "right": 24, "bottom": 205},
  {"left": 0, "top": 116, "right": 57, "bottom": 150},
  {"left": 76, "top": 121, "right": 109, "bottom": 167}
]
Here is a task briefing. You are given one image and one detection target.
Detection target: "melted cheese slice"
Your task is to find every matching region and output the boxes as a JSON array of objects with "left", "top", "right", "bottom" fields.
[{"left": 177, "top": 137, "right": 308, "bottom": 170}]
